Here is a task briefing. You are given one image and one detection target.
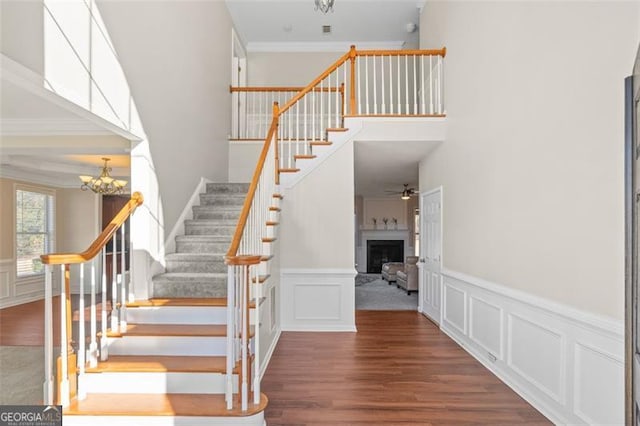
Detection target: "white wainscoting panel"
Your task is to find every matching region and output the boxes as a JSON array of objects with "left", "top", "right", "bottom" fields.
[
  {"left": 469, "top": 296, "right": 503, "bottom": 360},
  {"left": 281, "top": 269, "right": 357, "bottom": 332},
  {"left": 0, "top": 259, "right": 53, "bottom": 308},
  {"left": 443, "top": 283, "right": 466, "bottom": 335},
  {"left": 440, "top": 268, "right": 623, "bottom": 425},
  {"left": 0, "top": 260, "right": 12, "bottom": 301},
  {"left": 573, "top": 342, "right": 624, "bottom": 425}
]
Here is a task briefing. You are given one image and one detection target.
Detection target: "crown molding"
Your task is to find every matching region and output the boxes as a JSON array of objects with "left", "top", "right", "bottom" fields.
[
  {"left": 246, "top": 41, "right": 405, "bottom": 53},
  {"left": 0, "top": 165, "right": 78, "bottom": 189},
  {"left": 1, "top": 119, "right": 117, "bottom": 136}
]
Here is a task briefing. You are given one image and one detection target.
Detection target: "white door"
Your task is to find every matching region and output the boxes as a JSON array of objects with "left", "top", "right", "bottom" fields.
[{"left": 420, "top": 188, "right": 442, "bottom": 324}]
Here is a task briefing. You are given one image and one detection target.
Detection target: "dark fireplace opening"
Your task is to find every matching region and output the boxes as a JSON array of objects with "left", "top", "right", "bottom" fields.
[{"left": 367, "top": 240, "right": 404, "bottom": 273}]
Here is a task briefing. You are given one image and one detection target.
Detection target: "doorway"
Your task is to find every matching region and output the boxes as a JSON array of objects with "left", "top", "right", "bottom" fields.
[{"left": 419, "top": 187, "right": 442, "bottom": 324}]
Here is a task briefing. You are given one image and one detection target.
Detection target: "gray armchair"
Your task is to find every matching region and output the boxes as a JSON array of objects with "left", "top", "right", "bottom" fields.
[
  {"left": 397, "top": 256, "right": 419, "bottom": 295},
  {"left": 381, "top": 262, "right": 404, "bottom": 283}
]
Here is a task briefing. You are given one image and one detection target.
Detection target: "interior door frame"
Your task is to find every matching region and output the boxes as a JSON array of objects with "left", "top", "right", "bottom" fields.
[
  {"left": 625, "top": 45, "right": 640, "bottom": 426},
  {"left": 419, "top": 186, "right": 443, "bottom": 324}
]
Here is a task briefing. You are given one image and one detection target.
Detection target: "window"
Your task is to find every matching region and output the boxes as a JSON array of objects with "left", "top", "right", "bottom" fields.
[{"left": 16, "top": 188, "right": 54, "bottom": 278}]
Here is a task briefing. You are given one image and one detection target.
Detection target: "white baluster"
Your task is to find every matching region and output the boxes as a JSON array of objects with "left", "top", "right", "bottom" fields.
[
  {"left": 413, "top": 55, "right": 418, "bottom": 115},
  {"left": 78, "top": 262, "right": 86, "bottom": 399},
  {"left": 120, "top": 223, "right": 127, "bottom": 333},
  {"left": 320, "top": 79, "right": 324, "bottom": 136},
  {"left": 397, "top": 55, "right": 401, "bottom": 114},
  {"left": 440, "top": 56, "right": 445, "bottom": 114},
  {"left": 59, "top": 266, "right": 70, "bottom": 407},
  {"left": 226, "top": 264, "right": 235, "bottom": 409},
  {"left": 373, "top": 55, "right": 377, "bottom": 114},
  {"left": 89, "top": 258, "right": 98, "bottom": 368},
  {"left": 304, "top": 94, "right": 308, "bottom": 154},
  {"left": 343, "top": 63, "right": 347, "bottom": 123},
  {"left": 421, "top": 55, "right": 425, "bottom": 114},
  {"left": 295, "top": 102, "right": 299, "bottom": 158},
  {"left": 335, "top": 71, "right": 339, "bottom": 128},
  {"left": 429, "top": 56, "right": 434, "bottom": 114},
  {"left": 381, "top": 55, "right": 385, "bottom": 114},
  {"left": 100, "top": 248, "right": 108, "bottom": 361},
  {"left": 288, "top": 107, "right": 292, "bottom": 169},
  {"left": 357, "top": 57, "right": 362, "bottom": 115},
  {"left": 365, "top": 56, "right": 369, "bottom": 115},
  {"left": 241, "top": 265, "right": 248, "bottom": 412},
  {"left": 43, "top": 264, "right": 54, "bottom": 405},
  {"left": 405, "top": 55, "right": 409, "bottom": 114},
  {"left": 389, "top": 55, "right": 394, "bottom": 114},
  {"left": 312, "top": 86, "right": 316, "bottom": 141},
  {"left": 110, "top": 234, "right": 118, "bottom": 332},
  {"left": 253, "top": 265, "right": 261, "bottom": 405}
]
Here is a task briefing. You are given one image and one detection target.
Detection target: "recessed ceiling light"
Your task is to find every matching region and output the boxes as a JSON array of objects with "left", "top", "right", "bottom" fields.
[{"left": 322, "top": 25, "right": 331, "bottom": 34}]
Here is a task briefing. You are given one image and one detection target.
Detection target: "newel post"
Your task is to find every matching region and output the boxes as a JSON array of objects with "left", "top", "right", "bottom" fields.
[
  {"left": 273, "top": 101, "right": 280, "bottom": 185},
  {"left": 349, "top": 45, "right": 356, "bottom": 115}
]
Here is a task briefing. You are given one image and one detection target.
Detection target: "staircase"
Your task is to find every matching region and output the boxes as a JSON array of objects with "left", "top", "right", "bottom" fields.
[{"left": 61, "top": 183, "right": 272, "bottom": 425}]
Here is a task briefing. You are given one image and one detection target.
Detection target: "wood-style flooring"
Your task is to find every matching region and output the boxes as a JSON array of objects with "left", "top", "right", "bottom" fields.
[{"left": 262, "top": 310, "right": 550, "bottom": 425}]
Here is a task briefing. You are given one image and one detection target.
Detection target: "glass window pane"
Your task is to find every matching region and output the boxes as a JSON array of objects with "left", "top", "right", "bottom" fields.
[{"left": 16, "top": 190, "right": 53, "bottom": 277}]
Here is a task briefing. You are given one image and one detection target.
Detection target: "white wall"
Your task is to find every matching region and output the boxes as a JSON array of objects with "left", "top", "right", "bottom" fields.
[
  {"left": 97, "top": 1, "right": 233, "bottom": 240},
  {"left": 248, "top": 52, "right": 341, "bottom": 87},
  {"left": 419, "top": 2, "right": 639, "bottom": 423},
  {"left": 0, "top": 0, "right": 44, "bottom": 75},
  {"left": 280, "top": 141, "right": 356, "bottom": 331},
  {"left": 419, "top": 1, "right": 640, "bottom": 320}
]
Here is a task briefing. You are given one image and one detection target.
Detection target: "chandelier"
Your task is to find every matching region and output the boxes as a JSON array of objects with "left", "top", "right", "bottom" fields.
[
  {"left": 79, "top": 158, "right": 127, "bottom": 195},
  {"left": 315, "top": 0, "right": 334, "bottom": 13}
]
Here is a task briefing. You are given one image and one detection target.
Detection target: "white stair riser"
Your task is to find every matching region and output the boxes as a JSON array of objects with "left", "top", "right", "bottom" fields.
[
  {"left": 107, "top": 336, "right": 254, "bottom": 356},
  {"left": 108, "top": 336, "right": 226, "bottom": 356},
  {"left": 127, "top": 307, "right": 227, "bottom": 325},
  {"left": 81, "top": 372, "right": 236, "bottom": 394},
  {"left": 62, "top": 414, "right": 265, "bottom": 426},
  {"left": 262, "top": 242, "right": 273, "bottom": 256}
]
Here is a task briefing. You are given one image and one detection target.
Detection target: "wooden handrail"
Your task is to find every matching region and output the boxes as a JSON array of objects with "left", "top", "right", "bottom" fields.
[
  {"left": 226, "top": 118, "right": 279, "bottom": 258},
  {"left": 41, "top": 192, "right": 144, "bottom": 265},
  {"left": 356, "top": 47, "right": 446, "bottom": 57},
  {"left": 230, "top": 86, "right": 341, "bottom": 93}
]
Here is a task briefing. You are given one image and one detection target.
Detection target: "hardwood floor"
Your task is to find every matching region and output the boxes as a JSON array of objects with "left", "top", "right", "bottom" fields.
[{"left": 262, "top": 311, "right": 550, "bottom": 425}]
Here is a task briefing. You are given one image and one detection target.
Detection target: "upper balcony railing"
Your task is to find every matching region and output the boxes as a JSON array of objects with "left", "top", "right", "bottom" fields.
[{"left": 230, "top": 46, "right": 446, "bottom": 141}]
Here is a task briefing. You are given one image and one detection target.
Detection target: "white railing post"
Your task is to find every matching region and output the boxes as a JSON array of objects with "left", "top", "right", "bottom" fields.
[
  {"left": 43, "top": 264, "right": 54, "bottom": 405},
  {"left": 100, "top": 248, "right": 108, "bottom": 361},
  {"left": 110, "top": 234, "right": 119, "bottom": 332},
  {"left": 89, "top": 257, "right": 98, "bottom": 368},
  {"left": 226, "top": 264, "right": 235, "bottom": 410},
  {"left": 78, "top": 262, "right": 86, "bottom": 399},
  {"left": 120, "top": 223, "right": 127, "bottom": 332},
  {"left": 59, "top": 266, "right": 70, "bottom": 407},
  {"left": 241, "top": 265, "right": 248, "bottom": 412},
  {"left": 253, "top": 265, "right": 261, "bottom": 404}
]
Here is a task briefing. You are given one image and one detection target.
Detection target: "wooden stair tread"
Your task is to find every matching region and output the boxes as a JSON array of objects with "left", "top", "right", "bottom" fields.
[
  {"left": 261, "top": 255, "right": 274, "bottom": 262},
  {"left": 269, "top": 206, "right": 281, "bottom": 212},
  {"left": 105, "top": 324, "right": 254, "bottom": 338},
  {"left": 272, "top": 194, "right": 284, "bottom": 199},
  {"left": 85, "top": 355, "right": 231, "bottom": 374},
  {"left": 262, "top": 237, "right": 277, "bottom": 243},
  {"left": 279, "top": 168, "right": 300, "bottom": 173},
  {"left": 294, "top": 154, "right": 316, "bottom": 159},
  {"left": 127, "top": 298, "right": 227, "bottom": 308},
  {"left": 65, "top": 392, "right": 268, "bottom": 417},
  {"left": 266, "top": 221, "right": 279, "bottom": 226},
  {"left": 252, "top": 274, "right": 270, "bottom": 284},
  {"left": 310, "top": 141, "right": 332, "bottom": 146},
  {"left": 326, "top": 127, "right": 348, "bottom": 132}
]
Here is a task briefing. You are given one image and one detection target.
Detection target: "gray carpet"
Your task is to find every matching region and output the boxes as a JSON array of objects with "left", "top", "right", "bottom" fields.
[
  {"left": 0, "top": 346, "right": 47, "bottom": 405},
  {"left": 355, "top": 275, "right": 418, "bottom": 310}
]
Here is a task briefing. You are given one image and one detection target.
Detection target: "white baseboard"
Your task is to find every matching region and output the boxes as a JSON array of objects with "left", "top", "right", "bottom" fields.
[
  {"left": 280, "top": 268, "right": 357, "bottom": 332},
  {"left": 440, "top": 268, "right": 624, "bottom": 425},
  {"left": 164, "top": 177, "right": 212, "bottom": 254},
  {"left": 259, "top": 328, "right": 281, "bottom": 380}
]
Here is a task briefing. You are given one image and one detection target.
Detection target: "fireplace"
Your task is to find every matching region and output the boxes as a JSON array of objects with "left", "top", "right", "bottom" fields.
[{"left": 366, "top": 240, "right": 404, "bottom": 273}]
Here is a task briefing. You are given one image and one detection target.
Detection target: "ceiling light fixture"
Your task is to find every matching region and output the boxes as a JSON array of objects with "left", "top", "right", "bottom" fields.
[
  {"left": 79, "top": 157, "right": 127, "bottom": 195},
  {"left": 315, "top": 0, "right": 335, "bottom": 14},
  {"left": 401, "top": 189, "right": 411, "bottom": 200}
]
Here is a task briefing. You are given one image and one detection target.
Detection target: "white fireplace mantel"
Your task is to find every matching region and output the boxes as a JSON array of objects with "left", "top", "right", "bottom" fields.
[{"left": 357, "top": 230, "right": 410, "bottom": 273}]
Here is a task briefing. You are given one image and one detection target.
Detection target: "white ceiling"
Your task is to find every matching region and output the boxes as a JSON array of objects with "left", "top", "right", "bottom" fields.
[{"left": 226, "top": 0, "right": 424, "bottom": 51}]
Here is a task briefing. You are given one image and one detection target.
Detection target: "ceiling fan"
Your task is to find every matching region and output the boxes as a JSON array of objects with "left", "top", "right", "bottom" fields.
[{"left": 385, "top": 184, "right": 417, "bottom": 200}]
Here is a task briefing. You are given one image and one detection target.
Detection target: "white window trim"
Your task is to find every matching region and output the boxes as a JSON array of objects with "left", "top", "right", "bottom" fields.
[{"left": 14, "top": 183, "right": 56, "bottom": 283}]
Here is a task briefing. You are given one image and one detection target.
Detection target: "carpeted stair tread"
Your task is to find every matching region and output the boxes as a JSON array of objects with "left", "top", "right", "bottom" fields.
[{"left": 153, "top": 273, "right": 227, "bottom": 281}]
